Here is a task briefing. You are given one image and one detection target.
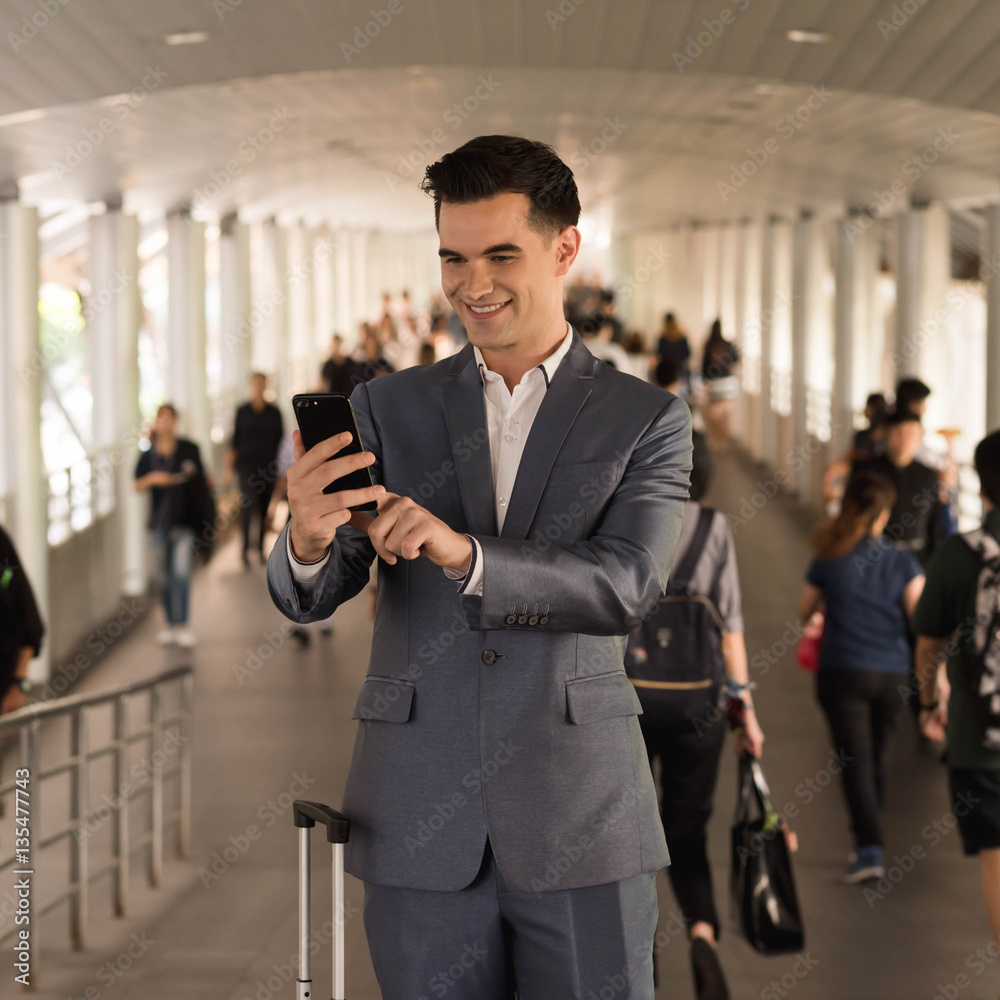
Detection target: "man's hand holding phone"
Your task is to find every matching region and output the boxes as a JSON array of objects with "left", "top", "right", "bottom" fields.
[
  {"left": 286, "top": 431, "right": 471, "bottom": 575},
  {"left": 287, "top": 431, "right": 385, "bottom": 562}
]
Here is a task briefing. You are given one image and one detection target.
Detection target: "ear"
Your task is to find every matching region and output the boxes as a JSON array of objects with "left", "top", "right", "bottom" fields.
[{"left": 553, "top": 225, "right": 582, "bottom": 278}]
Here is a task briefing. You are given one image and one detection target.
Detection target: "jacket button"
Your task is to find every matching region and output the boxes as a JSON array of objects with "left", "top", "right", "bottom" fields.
[
  {"left": 528, "top": 615, "right": 539, "bottom": 626},
  {"left": 481, "top": 650, "right": 497, "bottom": 665},
  {"left": 517, "top": 614, "right": 528, "bottom": 625},
  {"left": 505, "top": 614, "right": 517, "bottom": 625},
  {"left": 539, "top": 615, "right": 550, "bottom": 625}
]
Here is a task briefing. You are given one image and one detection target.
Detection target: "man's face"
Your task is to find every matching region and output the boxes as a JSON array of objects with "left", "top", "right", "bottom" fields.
[
  {"left": 155, "top": 407, "right": 176, "bottom": 436},
  {"left": 250, "top": 374, "right": 266, "bottom": 397},
  {"left": 438, "top": 192, "right": 579, "bottom": 354},
  {"left": 886, "top": 421, "right": 923, "bottom": 465}
]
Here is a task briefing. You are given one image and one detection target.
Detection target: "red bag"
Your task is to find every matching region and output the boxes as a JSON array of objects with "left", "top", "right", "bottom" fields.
[{"left": 796, "top": 611, "right": 824, "bottom": 672}]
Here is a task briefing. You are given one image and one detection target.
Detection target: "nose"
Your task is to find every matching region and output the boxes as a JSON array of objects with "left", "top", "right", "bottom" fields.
[{"left": 462, "top": 261, "right": 494, "bottom": 301}]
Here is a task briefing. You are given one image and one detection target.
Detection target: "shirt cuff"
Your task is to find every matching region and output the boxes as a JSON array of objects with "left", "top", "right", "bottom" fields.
[
  {"left": 287, "top": 529, "right": 331, "bottom": 590},
  {"left": 443, "top": 535, "right": 483, "bottom": 597}
]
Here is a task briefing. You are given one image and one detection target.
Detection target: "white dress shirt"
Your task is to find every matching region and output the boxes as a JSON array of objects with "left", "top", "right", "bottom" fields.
[{"left": 287, "top": 324, "right": 575, "bottom": 597}]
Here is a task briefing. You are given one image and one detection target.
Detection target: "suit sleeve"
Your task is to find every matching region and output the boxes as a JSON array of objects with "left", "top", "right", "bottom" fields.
[
  {"left": 266, "top": 382, "right": 379, "bottom": 624},
  {"left": 463, "top": 395, "right": 692, "bottom": 635}
]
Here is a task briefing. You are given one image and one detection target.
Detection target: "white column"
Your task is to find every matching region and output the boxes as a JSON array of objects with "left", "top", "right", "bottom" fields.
[
  {"left": 760, "top": 218, "right": 793, "bottom": 468},
  {"left": 0, "top": 198, "right": 49, "bottom": 679},
  {"left": 985, "top": 205, "right": 1000, "bottom": 433},
  {"left": 314, "top": 225, "right": 335, "bottom": 355},
  {"left": 834, "top": 212, "right": 878, "bottom": 457},
  {"left": 735, "top": 219, "right": 762, "bottom": 458},
  {"left": 791, "top": 212, "right": 825, "bottom": 496},
  {"left": 167, "top": 209, "right": 210, "bottom": 462},
  {"left": 89, "top": 207, "right": 145, "bottom": 596},
  {"left": 219, "top": 212, "right": 252, "bottom": 435},
  {"left": 894, "top": 202, "right": 950, "bottom": 389},
  {"left": 260, "top": 220, "right": 290, "bottom": 427},
  {"left": 285, "top": 222, "right": 315, "bottom": 398},
  {"left": 333, "top": 228, "right": 354, "bottom": 346}
]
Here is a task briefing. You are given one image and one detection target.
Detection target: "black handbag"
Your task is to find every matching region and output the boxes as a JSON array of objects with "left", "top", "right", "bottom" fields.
[{"left": 730, "top": 755, "right": 805, "bottom": 954}]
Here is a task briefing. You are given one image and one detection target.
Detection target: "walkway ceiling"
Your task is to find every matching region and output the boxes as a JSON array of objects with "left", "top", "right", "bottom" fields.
[{"left": 2, "top": 0, "right": 1000, "bottom": 233}]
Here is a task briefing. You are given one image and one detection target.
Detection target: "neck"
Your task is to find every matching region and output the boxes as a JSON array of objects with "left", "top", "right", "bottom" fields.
[
  {"left": 251, "top": 397, "right": 265, "bottom": 409},
  {"left": 478, "top": 320, "right": 567, "bottom": 393},
  {"left": 157, "top": 433, "right": 175, "bottom": 450}
]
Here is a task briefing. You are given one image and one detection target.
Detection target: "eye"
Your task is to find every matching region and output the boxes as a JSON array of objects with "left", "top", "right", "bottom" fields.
[
  {"left": 444, "top": 257, "right": 464, "bottom": 265},
  {"left": 491, "top": 255, "right": 513, "bottom": 263}
]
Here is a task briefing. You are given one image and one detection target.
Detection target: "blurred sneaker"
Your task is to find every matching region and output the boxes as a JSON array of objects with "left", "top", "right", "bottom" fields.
[
  {"left": 319, "top": 622, "right": 334, "bottom": 636},
  {"left": 291, "top": 627, "right": 311, "bottom": 647},
  {"left": 156, "top": 627, "right": 177, "bottom": 646},
  {"left": 173, "top": 627, "right": 196, "bottom": 648},
  {"left": 845, "top": 846, "right": 884, "bottom": 884}
]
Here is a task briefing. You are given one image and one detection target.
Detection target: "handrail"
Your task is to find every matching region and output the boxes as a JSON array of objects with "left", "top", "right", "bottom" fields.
[{"left": 0, "top": 665, "right": 193, "bottom": 984}]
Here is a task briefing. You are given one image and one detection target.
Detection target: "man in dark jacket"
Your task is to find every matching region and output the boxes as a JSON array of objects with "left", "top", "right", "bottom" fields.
[
  {"left": 224, "top": 373, "right": 284, "bottom": 567},
  {"left": 0, "top": 524, "right": 45, "bottom": 714}
]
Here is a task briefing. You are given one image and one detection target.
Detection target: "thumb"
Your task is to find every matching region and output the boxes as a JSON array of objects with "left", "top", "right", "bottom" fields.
[{"left": 348, "top": 511, "right": 376, "bottom": 532}]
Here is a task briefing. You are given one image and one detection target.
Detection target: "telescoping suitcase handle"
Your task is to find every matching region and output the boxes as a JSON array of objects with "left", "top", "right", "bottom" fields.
[{"left": 293, "top": 801, "right": 351, "bottom": 1000}]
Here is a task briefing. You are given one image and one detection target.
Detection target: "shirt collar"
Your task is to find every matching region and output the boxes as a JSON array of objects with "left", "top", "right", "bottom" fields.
[{"left": 474, "top": 323, "right": 574, "bottom": 389}]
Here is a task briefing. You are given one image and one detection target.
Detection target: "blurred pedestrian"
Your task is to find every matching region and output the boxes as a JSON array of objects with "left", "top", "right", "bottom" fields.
[{"left": 0, "top": 524, "right": 44, "bottom": 714}]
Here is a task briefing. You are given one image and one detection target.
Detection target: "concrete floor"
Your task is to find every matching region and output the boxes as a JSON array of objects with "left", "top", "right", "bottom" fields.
[{"left": 8, "top": 449, "right": 991, "bottom": 1000}]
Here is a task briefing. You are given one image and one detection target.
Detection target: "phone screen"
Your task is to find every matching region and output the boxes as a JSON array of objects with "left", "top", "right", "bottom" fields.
[{"left": 292, "top": 393, "right": 377, "bottom": 512}]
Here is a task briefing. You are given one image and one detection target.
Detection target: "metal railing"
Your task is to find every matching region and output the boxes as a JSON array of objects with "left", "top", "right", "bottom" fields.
[{"left": 0, "top": 665, "right": 193, "bottom": 980}]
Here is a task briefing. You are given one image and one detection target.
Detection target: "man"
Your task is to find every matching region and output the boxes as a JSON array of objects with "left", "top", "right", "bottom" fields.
[
  {"left": 224, "top": 373, "right": 284, "bottom": 568},
  {"left": 581, "top": 318, "right": 631, "bottom": 371},
  {"left": 915, "top": 430, "right": 1000, "bottom": 957},
  {"left": 894, "top": 377, "right": 931, "bottom": 419},
  {"left": 0, "top": 524, "right": 44, "bottom": 714},
  {"left": 267, "top": 135, "right": 692, "bottom": 999},
  {"left": 852, "top": 408, "right": 944, "bottom": 567},
  {"left": 320, "top": 334, "right": 357, "bottom": 395}
]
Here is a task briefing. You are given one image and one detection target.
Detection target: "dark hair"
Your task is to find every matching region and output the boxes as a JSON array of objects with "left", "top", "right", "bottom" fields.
[
  {"left": 600, "top": 289, "right": 615, "bottom": 305},
  {"left": 885, "top": 407, "right": 921, "bottom": 426},
  {"left": 812, "top": 471, "right": 897, "bottom": 559},
  {"left": 707, "top": 318, "right": 723, "bottom": 342},
  {"left": 895, "top": 377, "right": 931, "bottom": 408},
  {"left": 654, "top": 359, "right": 680, "bottom": 389},
  {"left": 157, "top": 402, "right": 178, "bottom": 418},
  {"left": 421, "top": 135, "right": 580, "bottom": 240},
  {"left": 975, "top": 430, "right": 1000, "bottom": 507}
]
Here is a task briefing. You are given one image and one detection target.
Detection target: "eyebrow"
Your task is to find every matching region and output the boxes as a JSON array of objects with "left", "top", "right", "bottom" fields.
[{"left": 438, "top": 243, "right": 523, "bottom": 258}]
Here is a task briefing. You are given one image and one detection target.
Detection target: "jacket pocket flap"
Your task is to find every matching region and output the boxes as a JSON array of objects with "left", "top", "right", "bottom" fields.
[
  {"left": 566, "top": 671, "right": 642, "bottom": 724},
  {"left": 352, "top": 676, "right": 415, "bottom": 723}
]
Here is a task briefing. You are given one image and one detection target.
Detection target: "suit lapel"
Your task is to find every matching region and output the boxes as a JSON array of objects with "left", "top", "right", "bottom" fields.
[
  {"left": 442, "top": 343, "right": 497, "bottom": 536},
  {"left": 501, "top": 333, "right": 597, "bottom": 540}
]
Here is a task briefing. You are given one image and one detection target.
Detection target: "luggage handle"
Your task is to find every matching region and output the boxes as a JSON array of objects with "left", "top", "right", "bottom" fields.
[{"left": 293, "top": 801, "right": 351, "bottom": 1000}]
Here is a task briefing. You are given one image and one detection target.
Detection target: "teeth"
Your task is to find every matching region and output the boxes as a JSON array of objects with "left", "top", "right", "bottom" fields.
[{"left": 468, "top": 301, "right": 508, "bottom": 314}]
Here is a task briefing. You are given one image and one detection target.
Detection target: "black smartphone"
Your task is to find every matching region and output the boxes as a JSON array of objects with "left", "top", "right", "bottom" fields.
[{"left": 292, "top": 393, "right": 378, "bottom": 512}]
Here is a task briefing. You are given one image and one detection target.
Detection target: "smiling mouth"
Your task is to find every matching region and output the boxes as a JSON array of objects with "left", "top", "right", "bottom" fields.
[{"left": 465, "top": 299, "right": 511, "bottom": 316}]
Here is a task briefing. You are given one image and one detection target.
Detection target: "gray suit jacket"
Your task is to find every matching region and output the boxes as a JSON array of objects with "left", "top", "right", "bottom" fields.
[{"left": 267, "top": 331, "right": 692, "bottom": 893}]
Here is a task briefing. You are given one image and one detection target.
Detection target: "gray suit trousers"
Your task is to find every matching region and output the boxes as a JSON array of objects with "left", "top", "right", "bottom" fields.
[{"left": 363, "top": 839, "right": 657, "bottom": 1000}]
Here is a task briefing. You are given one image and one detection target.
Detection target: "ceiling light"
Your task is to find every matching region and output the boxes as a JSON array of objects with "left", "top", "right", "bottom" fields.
[
  {"left": 785, "top": 29, "right": 833, "bottom": 44},
  {"left": 164, "top": 30, "right": 209, "bottom": 45}
]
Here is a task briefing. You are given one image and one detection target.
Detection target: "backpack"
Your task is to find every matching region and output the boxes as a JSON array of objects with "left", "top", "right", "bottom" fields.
[
  {"left": 964, "top": 528, "right": 1000, "bottom": 750},
  {"left": 625, "top": 506, "right": 727, "bottom": 728}
]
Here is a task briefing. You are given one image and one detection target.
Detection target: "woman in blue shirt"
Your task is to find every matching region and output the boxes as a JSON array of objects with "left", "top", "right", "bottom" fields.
[{"left": 797, "top": 471, "right": 925, "bottom": 883}]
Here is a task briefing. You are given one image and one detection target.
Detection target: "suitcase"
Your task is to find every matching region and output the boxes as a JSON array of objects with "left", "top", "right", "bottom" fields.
[{"left": 293, "top": 801, "right": 352, "bottom": 999}]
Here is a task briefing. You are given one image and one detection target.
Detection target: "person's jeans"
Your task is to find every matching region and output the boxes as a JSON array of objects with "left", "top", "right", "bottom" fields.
[
  {"left": 816, "top": 667, "right": 905, "bottom": 849},
  {"left": 150, "top": 526, "right": 195, "bottom": 626},
  {"left": 640, "top": 708, "right": 727, "bottom": 938}
]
